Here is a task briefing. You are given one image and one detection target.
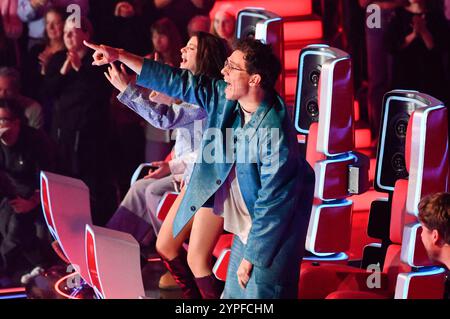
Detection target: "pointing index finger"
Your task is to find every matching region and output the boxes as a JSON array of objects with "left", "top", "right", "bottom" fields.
[{"left": 83, "top": 40, "right": 100, "bottom": 50}]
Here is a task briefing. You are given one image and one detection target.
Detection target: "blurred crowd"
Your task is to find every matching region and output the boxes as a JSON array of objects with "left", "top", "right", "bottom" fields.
[{"left": 0, "top": 0, "right": 237, "bottom": 287}]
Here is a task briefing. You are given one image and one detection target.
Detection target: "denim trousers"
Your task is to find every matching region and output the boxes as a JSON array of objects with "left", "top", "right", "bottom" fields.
[{"left": 222, "top": 236, "right": 298, "bottom": 299}]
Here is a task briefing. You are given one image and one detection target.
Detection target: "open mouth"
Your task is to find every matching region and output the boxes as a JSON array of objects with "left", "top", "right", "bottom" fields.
[{"left": 224, "top": 80, "right": 232, "bottom": 96}]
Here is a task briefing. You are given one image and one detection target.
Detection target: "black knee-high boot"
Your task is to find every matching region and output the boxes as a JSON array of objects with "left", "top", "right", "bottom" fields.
[
  {"left": 161, "top": 251, "right": 202, "bottom": 299},
  {"left": 195, "top": 274, "right": 224, "bottom": 299}
]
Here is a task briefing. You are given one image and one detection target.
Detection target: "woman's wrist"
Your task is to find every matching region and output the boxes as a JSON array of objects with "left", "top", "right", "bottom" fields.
[{"left": 117, "top": 48, "right": 126, "bottom": 63}]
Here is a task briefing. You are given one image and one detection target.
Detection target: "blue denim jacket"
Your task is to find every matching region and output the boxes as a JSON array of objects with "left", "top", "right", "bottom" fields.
[{"left": 137, "top": 60, "right": 315, "bottom": 280}]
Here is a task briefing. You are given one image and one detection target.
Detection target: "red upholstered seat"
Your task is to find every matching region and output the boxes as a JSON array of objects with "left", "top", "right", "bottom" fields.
[
  {"left": 85, "top": 225, "right": 145, "bottom": 299},
  {"left": 40, "top": 171, "right": 93, "bottom": 286},
  {"left": 306, "top": 123, "right": 326, "bottom": 168},
  {"left": 299, "top": 91, "right": 449, "bottom": 299},
  {"left": 156, "top": 192, "right": 179, "bottom": 222},
  {"left": 213, "top": 249, "right": 231, "bottom": 282},
  {"left": 302, "top": 46, "right": 369, "bottom": 263},
  {"left": 395, "top": 268, "right": 447, "bottom": 299}
]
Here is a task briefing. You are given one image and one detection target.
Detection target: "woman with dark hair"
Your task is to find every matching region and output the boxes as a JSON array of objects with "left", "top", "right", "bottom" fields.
[
  {"left": 149, "top": 17, "right": 182, "bottom": 67},
  {"left": 102, "top": 31, "right": 229, "bottom": 298}
]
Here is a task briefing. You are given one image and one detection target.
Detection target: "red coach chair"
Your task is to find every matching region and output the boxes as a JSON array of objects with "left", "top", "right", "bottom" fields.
[
  {"left": 85, "top": 225, "right": 146, "bottom": 299},
  {"left": 394, "top": 94, "right": 448, "bottom": 299},
  {"left": 40, "top": 171, "right": 93, "bottom": 286},
  {"left": 298, "top": 45, "right": 369, "bottom": 264},
  {"left": 298, "top": 91, "right": 449, "bottom": 299}
]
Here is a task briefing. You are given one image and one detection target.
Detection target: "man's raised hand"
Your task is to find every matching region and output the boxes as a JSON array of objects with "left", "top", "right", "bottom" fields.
[{"left": 84, "top": 40, "right": 121, "bottom": 66}]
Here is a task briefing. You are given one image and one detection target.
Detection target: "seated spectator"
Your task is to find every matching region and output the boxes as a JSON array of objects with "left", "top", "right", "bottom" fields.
[
  {"left": 188, "top": 15, "right": 211, "bottom": 37},
  {"left": 42, "top": 16, "right": 115, "bottom": 226},
  {"left": 17, "top": 0, "right": 89, "bottom": 50},
  {"left": 386, "top": 0, "right": 449, "bottom": 104},
  {"left": 0, "top": 67, "right": 44, "bottom": 130},
  {"left": 104, "top": 31, "right": 228, "bottom": 294},
  {"left": 211, "top": 5, "right": 236, "bottom": 52},
  {"left": 0, "top": 98, "right": 56, "bottom": 287},
  {"left": 418, "top": 192, "right": 450, "bottom": 298}
]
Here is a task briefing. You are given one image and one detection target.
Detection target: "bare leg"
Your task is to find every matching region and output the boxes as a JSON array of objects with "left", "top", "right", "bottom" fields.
[
  {"left": 155, "top": 187, "right": 192, "bottom": 260},
  {"left": 155, "top": 187, "right": 201, "bottom": 298},
  {"left": 187, "top": 208, "right": 224, "bottom": 277}
]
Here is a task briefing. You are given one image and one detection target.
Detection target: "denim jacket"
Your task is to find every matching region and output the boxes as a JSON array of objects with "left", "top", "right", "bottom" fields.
[{"left": 137, "top": 60, "right": 315, "bottom": 277}]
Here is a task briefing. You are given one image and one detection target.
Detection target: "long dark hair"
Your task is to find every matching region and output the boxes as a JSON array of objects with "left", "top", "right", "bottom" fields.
[
  {"left": 150, "top": 17, "right": 182, "bottom": 67},
  {"left": 193, "top": 31, "right": 228, "bottom": 79}
]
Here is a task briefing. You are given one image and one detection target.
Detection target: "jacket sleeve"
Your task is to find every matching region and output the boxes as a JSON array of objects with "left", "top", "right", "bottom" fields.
[
  {"left": 136, "top": 59, "right": 223, "bottom": 114},
  {"left": 117, "top": 82, "right": 207, "bottom": 129},
  {"left": 242, "top": 126, "right": 304, "bottom": 268}
]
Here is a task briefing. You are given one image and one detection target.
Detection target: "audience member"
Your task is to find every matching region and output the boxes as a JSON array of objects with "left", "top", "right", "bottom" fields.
[
  {"left": 17, "top": 0, "right": 89, "bottom": 50},
  {"left": 108, "top": 1, "right": 150, "bottom": 56},
  {"left": 211, "top": 5, "right": 236, "bottom": 52},
  {"left": 419, "top": 192, "right": 450, "bottom": 269},
  {"left": 418, "top": 192, "right": 450, "bottom": 298},
  {"left": 23, "top": 7, "right": 66, "bottom": 130},
  {"left": 141, "top": 17, "right": 183, "bottom": 163},
  {"left": 1, "top": 0, "right": 23, "bottom": 41},
  {"left": 42, "top": 16, "right": 115, "bottom": 226},
  {"left": 0, "top": 98, "right": 56, "bottom": 287},
  {"left": 359, "top": 0, "right": 408, "bottom": 144},
  {"left": 0, "top": 3, "right": 22, "bottom": 68},
  {"left": 153, "top": 0, "right": 215, "bottom": 42},
  {"left": 386, "top": 0, "right": 449, "bottom": 104},
  {"left": 187, "top": 15, "right": 211, "bottom": 37},
  {"left": 0, "top": 67, "right": 43, "bottom": 130}
]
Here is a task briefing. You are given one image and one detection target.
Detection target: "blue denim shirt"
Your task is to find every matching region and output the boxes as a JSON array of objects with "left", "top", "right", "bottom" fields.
[
  {"left": 136, "top": 60, "right": 315, "bottom": 280},
  {"left": 117, "top": 83, "right": 207, "bottom": 182}
]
